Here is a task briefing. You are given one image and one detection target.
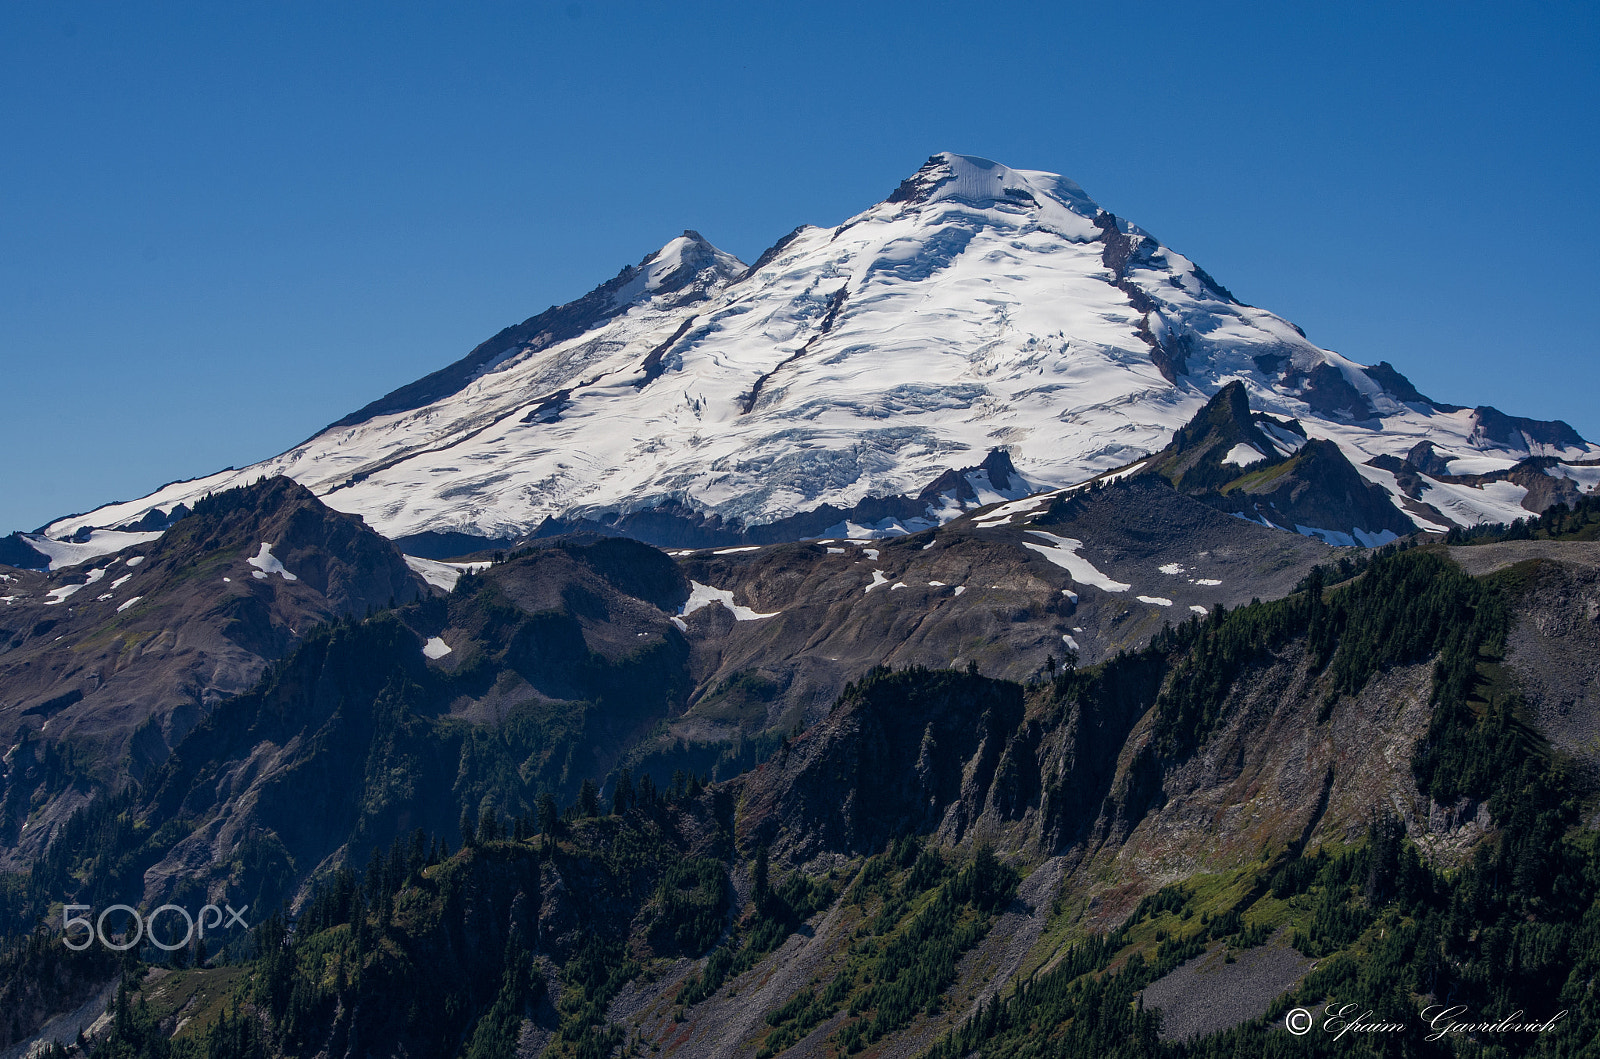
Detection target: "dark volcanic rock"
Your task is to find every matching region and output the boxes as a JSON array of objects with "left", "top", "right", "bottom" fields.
[
  {"left": 1469, "top": 405, "right": 1588, "bottom": 452},
  {"left": 1203, "top": 438, "right": 1416, "bottom": 540},
  {"left": 1404, "top": 440, "right": 1456, "bottom": 476},
  {"left": 0, "top": 534, "right": 48, "bottom": 570},
  {"left": 1363, "top": 360, "right": 1432, "bottom": 405},
  {"left": 1145, "top": 382, "right": 1413, "bottom": 541},
  {"left": 1297, "top": 362, "right": 1376, "bottom": 421}
]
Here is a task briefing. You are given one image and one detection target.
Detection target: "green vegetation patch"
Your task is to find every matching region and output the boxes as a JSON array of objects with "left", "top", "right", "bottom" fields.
[{"left": 752, "top": 839, "right": 1016, "bottom": 1057}]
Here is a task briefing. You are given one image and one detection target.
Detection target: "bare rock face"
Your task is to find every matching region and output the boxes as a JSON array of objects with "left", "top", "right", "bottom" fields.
[{"left": 1497, "top": 551, "right": 1600, "bottom": 777}]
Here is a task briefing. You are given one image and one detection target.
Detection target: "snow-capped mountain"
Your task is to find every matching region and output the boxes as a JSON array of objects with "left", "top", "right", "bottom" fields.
[{"left": 39, "top": 152, "right": 1600, "bottom": 554}]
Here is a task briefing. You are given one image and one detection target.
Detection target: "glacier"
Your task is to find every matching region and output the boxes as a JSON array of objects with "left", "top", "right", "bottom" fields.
[{"left": 40, "top": 153, "right": 1598, "bottom": 548}]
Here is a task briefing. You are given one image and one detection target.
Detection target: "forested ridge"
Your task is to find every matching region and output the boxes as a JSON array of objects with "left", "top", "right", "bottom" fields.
[{"left": 1445, "top": 495, "right": 1600, "bottom": 545}]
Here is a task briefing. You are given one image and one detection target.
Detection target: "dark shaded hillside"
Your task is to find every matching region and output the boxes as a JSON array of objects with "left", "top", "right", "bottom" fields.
[
  {"left": 735, "top": 656, "right": 1165, "bottom": 868},
  {"left": 0, "top": 477, "right": 425, "bottom": 868},
  {"left": 127, "top": 539, "right": 699, "bottom": 917}
]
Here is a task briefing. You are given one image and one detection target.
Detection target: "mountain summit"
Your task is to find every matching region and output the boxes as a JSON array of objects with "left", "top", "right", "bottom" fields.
[{"left": 43, "top": 152, "right": 1598, "bottom": 551}]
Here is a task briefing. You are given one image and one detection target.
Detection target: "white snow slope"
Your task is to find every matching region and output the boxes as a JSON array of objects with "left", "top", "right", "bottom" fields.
[{"left": 44, "top": 153, "right": 1598, "bottom": 544}]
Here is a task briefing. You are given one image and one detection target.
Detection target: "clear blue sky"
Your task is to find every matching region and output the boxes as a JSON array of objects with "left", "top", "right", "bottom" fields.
[{"left": 3, "top": 1, "right": 1597, "bottom": 534}]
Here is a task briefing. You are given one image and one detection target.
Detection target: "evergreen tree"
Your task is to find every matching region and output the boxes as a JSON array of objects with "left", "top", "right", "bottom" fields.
[
  {"left": 612, "top": 768, "right": 634, "bottom": 815},
  {"left": 537, "top": 792, "right": 559, "bottom": 843}
]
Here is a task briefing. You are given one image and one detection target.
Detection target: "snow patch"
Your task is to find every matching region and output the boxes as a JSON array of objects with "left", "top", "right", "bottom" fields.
[
  {"left": 680, "top": 580, "right": 779, "bottom": 620},
  {"left": 1257, "top": 422, "right": 1307, "bottom": 456},
  {"left": 1293, "top": 525, "right": 1356, "bottom": 547},
  {"left": 1292, "top": 525, "right": 1401, "bottom": 549},
  {"left": 1062, "top": 634, "right": 1080, "bottom": 651},
  {"left": 864, "top": 570, "right": 891, "bottom": 593},
  {"left": 404, "top": 555, "right": 492, "bottom": 592},
  {"left": 1444, "top": 454, "right": 1517, "bottom": 476},
  {"left": 1352, "top": 528, "right": 1400, "bottom": 548},
  {"left": 1549, "top": 464, "right": 1600, "bottom": 492},
  {"left": 712, "top": 546, "right": 761, "bottom": 555},
  {"left": 117, "top": 596, "right": 141, "bottom": 612},
  {"left": 247, "top": 543, "right": 299, "bottom": 582},
  {"left": 125, "top": 556, "right": 146, "bottom": 567},
  {"left": 43, "top": 567, "right": 106, "bottom": 606},
  {"left": 1020, "top": 531, "right": 1130, "bottom": 593},
  {"left": 1158, "top": 563, "right": 1186, "bottom": 576},
  {"left": 1193, "top": 578, "right": 1222, "bottom": 587},
  {"left": 1098, "top": 460, "right": 1150, "bottom": 485},
  {"left": 110, "top": 574, "right": 133, "bottom": 589},
  {"left": 953, "top": 585, "right": 966, "bottom": 596},
  {"left": 1137, "top": 595, "right": 1173, "bottom": 606},
  {"left": 1190, "top": 605, "right": 1209, "bottom": 615},
  {"left": 422, "top": 636, "right": 453, "bottom": 660},
  {"left": 1221, "top": 442, "right": 1267, "bottom": 468},
  {"left": 972, "top": 493, "right": 1052, "bottom": 528}
]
